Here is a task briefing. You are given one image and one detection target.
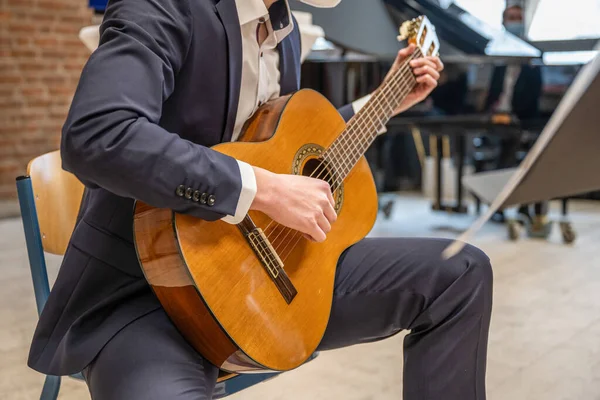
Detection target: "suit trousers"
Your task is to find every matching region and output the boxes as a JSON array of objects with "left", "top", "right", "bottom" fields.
[{"left": 83, "top": 237, "right": 493, "bottom": 399}]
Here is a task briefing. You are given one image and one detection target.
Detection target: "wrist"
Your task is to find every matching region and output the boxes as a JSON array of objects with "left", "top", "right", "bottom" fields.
[{"left": 250, "top": 166, "right": 277, "bottom": 213}]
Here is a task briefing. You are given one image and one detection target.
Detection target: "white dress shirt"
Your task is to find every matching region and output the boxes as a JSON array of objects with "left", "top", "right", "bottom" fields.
[{"left": 223, "top": 0, "right": 371, "bottom": 224}]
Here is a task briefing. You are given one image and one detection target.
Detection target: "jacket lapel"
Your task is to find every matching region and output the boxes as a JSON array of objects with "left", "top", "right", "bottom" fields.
[
  {"left": 277, "top": 21, "right": 301, "bottom": 95},
  {"left": 216, "top": 0, "right": 243, "bottom": 143}
]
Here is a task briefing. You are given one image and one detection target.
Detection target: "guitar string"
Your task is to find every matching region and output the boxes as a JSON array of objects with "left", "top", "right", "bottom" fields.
[
  {"left": 324, "top": 49, "right": 424, "bottom": 180},
  {"left": 276, "top": 66, "right": 420, "bottom": 262},
  {"left": 332, "top": 57, "right": 421, "bottom": 178},
  {"left": 248, "top": 229, "right": 283, "bottom": 279},
  {"left": 262, "top": 51, "right": 421, "bottom": 257},
  {"left": 321, "top": 49, "right": 423, "bottom": 179},
  {"left": 262, "top": 50, "right": 420, "bottom": 242},
  {"left": 261, "top": 69, "right": 413, "bottom": 253},
  {"left": 307, "top": 52, "right": 420, "bottom": 194},
  {"left": 263, "top": 52, "right": 422, "bottom": 259},
  {"left": 214, "top": 49, "right": 428, "bottom": 287},
  {"left": 246, "top": 231, "right": 294, "bottom": 294}
]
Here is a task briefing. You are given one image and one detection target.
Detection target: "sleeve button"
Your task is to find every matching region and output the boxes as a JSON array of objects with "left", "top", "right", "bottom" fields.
[
  {"left": 207, "top": 195, "right": 216, "bottom": 206},
  {"left": 176, "top": 185, "right": 185, "bottom": 197},
  {"left": 200, "top": 193, "right": 208, "bottom": 204},
  {"left": 192, "top": 190, "right": 201, "bottom": 202},
  {"left": 185, "top": 188, "right": 193, "bottom": 199}
]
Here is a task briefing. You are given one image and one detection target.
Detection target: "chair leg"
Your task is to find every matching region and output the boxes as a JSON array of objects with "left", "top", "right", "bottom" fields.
[
  {"left": 562, "top": 197, "right": 569, "bottom": 217},
  {"left": 213, "top": 373, "right": 280, "bottom": 399},
  {"left": 16, "top": 176, "right": 52, "bottom": 317},
  {"left": 70, "top": 372, "right": 85, "bottom": 381},
  {"left": 40, "top": 375, "right": 61, "bottom": 400}
]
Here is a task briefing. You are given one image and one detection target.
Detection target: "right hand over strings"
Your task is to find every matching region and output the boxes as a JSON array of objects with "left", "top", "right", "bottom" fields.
[{"left": 250, "top": 166, "right": 337, "bottom": 243}]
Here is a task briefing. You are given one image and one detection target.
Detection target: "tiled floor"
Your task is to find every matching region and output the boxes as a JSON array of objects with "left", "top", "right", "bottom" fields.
[{"left": 1, "top": 194, "right": 600, "bottom": 399}]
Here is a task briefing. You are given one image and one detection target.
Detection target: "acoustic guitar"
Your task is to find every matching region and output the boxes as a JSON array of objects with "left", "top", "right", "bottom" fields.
[{"left": 133, "top": 16, "right": 440, "bottom": 375}]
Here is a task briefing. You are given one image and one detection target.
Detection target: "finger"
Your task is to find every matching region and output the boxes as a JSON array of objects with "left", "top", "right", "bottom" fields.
[
  {"left": 318, "top": 183, "right": 336, "bottom": 218},
  {"left": 409, "top": 58, "right": 438, "bottom": 70},
  {"left": 310, "top": 221, "right": 327, "bottom": 243},
  {"left": 325, "top": 186, "right": 336, "bottom": 210},
  {"left": 323, "top": 201, "right": 337, "bottom": 224},
  {"left": 429, "top": 56, "right": 444, "bottom": 72},
  {"left": 397, "top": 44, "right": 416, "bottom": 63},
  {"left": 386, "top": 45, "right": 416, "bottom": 81},
  {"left": 315, "top": 180, "right": 332, "bottom": 203},
  {"left": 416, "top": 75, "right": 438, "bottom": 89},
  {"left": 316, "top": 212, "right": 332, "bottom": 235},
  {"left": 303, "top": 233, "right": 316, "bottom": 242},
  {"left": 413, "top": 65, "right": 440, "bottom": 81},
  {"left": 392, "top": 46, "right": 415, "bottom": 71}
]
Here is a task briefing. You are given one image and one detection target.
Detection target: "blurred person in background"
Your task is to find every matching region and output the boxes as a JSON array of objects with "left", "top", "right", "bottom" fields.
[{"left": 484, "top": 1, "right": 548, "bottom": 229}]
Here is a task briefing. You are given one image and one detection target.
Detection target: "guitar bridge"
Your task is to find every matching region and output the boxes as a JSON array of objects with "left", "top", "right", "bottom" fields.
[
  {"left": 247, "top": 228, "right": 284, "bottom": 278},
  {"left": 239, "top": 216, "right": 297, "bottom": 304}
]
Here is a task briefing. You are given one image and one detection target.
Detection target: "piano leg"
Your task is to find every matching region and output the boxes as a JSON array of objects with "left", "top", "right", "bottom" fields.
[
  {"left": 433, "top": 135, "right": 443, "bottom": 211},
  {"left": 559, "top": 198, "right": 576, "bottom": 244},
  {"left": 561, "top": 198, "right": 568, "bottom": 216},
  {"left": 431, "top": 133, "right": 468, "bottom": 214},
  {"left": 456, "top": 134, "right": 467, "bottom": 213}
]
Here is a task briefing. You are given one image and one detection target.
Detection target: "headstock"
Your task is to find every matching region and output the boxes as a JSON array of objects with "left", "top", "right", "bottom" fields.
[{"left": 398, "top": 16, "right": 440, "bottom": 57}]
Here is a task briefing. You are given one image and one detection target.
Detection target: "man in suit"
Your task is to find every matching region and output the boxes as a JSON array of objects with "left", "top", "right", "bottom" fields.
[
  {"left": 27, "top": 0, "right": 493, "bottom": 399},
  {"left": 484, "top": 3, "right": 543, "bottom": 120},
  {"left": 485, "top": 2, "right": 548, "bottom": 225}
]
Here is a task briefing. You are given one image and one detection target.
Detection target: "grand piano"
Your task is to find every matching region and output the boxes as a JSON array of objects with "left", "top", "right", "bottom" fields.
[
  {"left": 85, "top": 0, "right": 594, "bottom": 213},
  {"left": 290, "top": 0, "right": 593, "bottom": 217}
]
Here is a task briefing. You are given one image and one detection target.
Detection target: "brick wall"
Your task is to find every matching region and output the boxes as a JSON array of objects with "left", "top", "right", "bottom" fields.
[{"left": 0, "top": 0, "right": 93, "bottom": 202}]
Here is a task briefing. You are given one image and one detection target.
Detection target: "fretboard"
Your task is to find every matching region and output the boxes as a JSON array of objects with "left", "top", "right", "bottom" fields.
[{"left": 323, "top": 49, "right": 421, "bottom": 186}]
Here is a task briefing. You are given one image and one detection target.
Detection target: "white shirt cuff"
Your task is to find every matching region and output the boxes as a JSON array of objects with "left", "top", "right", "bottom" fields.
[
  {"left": 351, "top": 94, "right": 387, "bottom": 135},
  {"left": 221, "top": 160, "right": 257, "bottom": 224}
]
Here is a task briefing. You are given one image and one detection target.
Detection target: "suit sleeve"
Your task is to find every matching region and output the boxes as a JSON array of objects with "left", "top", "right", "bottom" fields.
[
  {"left": 338, "top": 104, "right": 355, "bottom": 122},
  {"left": 61, "top": 0, "right": 242, "bottom": 222},
  {"left": 338, "top": 95, "right": 387, "bottom": 134}
]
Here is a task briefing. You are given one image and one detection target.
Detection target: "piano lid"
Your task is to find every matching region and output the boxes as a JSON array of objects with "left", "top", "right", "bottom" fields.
[{"left": 289, "top": 0, "right": 542, "bottom": 63}]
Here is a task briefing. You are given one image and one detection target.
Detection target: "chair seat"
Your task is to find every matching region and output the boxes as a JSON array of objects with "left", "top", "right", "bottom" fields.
[{"left": 213, "top": 352, "right": 319, "bottom": 398}]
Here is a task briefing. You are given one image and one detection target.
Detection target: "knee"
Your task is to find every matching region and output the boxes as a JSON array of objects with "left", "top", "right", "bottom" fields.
[
  {"left": 463, "top": 245, "right": 494, "bottom": 298},
  {"left": 460, "top": 244, "right": 493, "bottom": 300}
]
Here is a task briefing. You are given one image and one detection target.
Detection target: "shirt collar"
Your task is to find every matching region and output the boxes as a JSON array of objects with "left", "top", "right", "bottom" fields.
[{"left": 234, "top": 0, "right": 294, "bottom": 43}]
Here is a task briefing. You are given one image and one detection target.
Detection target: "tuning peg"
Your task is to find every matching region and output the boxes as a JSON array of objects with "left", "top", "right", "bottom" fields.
[{"left": 398, "top": 22, "right": 410, "bottom": 41}]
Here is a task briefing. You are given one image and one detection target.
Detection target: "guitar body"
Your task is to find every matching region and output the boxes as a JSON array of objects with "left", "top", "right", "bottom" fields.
[{"left": 133, "top": 89, "right": 378, "bottom": 374}]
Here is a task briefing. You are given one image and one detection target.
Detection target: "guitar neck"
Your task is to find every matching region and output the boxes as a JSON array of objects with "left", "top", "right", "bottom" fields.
[{"left": 324, "top": 49, "right": 421, "bottom": 182}]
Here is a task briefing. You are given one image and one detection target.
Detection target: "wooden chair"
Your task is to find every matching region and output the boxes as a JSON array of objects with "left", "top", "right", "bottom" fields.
[
  {"left": 16, "top": 150, "right": 287, "bottom": 399},
  {"left": 16, "top": 150, "right": 85, "bottom": 400}
]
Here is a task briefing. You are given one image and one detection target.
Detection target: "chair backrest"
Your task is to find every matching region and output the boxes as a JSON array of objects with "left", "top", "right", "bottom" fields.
[{"left": 27, "top": 151, "right": 85, "bottom": 255}]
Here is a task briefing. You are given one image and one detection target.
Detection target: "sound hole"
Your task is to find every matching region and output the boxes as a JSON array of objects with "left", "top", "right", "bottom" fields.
[{"left": 302, "top": 157, "right": 336, "bottom": 190}]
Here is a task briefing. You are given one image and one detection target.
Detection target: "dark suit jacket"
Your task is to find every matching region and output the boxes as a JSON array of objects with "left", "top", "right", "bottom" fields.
[
  {"left": 28, "top": 0, "right": 356, "bottom": 376},
  {"left": 484, "top": 64, "right": 543, "bottom": 120}
]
